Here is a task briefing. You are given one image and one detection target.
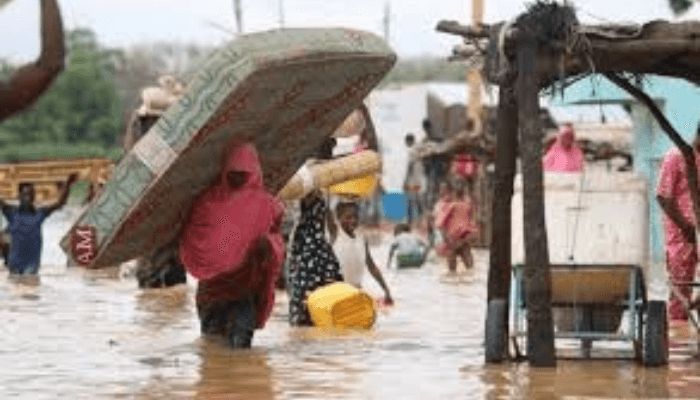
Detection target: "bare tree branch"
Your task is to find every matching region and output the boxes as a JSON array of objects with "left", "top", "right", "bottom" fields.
[
  {"left": 605, "top": 72, "right": 700, "bottom": 239},
  {"left": 436, "top": 20, "right": 490, "bottom": 39}
]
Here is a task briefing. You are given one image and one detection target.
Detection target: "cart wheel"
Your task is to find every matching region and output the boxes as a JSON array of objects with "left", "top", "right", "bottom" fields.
[
  {"left": 485, "top": 299, "right": 508, "bottom": 363},
  {"left": 633, "top": 340, "right": 642, "bottom": 362},
  {"left": 643, "top": 300, "right": 669, "bottom": 366}
]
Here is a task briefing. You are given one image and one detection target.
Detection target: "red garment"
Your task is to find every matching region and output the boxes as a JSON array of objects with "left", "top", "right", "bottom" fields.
[
  {"left": 543, "top": 127, "right": 584, "bottom": 173},
  {"left": 180, "top": 143, "right": 284, "bottom": 328},
  {"left": 435, "top": 198, "right": 477, "bottom": 244},
  {"left": 656, "top": 148, "right": 700, "bottom": 320}
]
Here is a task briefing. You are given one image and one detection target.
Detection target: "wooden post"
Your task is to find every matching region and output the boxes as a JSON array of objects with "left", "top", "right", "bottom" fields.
[
  {"left": 485, "top": 82, "right": 518, "bottom": 363},
  {"left": 517, "top": 35, "right": 556, "bottom": 367},
  {"left": 467, "top": 0, "right": 484, "bottom": 135}
]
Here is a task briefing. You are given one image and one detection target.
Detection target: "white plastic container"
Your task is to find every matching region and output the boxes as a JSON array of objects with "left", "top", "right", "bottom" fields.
[{"left": 511, "top": 169, "right": 648, "bottom": 266}]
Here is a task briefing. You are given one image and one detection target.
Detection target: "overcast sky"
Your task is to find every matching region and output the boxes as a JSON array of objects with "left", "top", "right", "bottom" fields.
[{"left": 0, "top": 0, "right": 698, "bottom": 62}]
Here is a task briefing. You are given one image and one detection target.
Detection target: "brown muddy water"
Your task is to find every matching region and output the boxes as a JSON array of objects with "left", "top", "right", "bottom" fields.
[{"left": 0, "top": 209, "right": 698, "bottom": 399}]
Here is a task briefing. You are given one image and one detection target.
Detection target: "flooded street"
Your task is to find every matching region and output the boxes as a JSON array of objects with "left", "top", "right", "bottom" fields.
[{"left": 0, "top": 210, "right": 698, "bottom": 399}]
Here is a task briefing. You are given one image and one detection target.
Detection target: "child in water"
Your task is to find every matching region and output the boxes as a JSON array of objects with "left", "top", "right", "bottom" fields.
[
  {"left": 386, "top": 223, "right": 428, "bottom": 269},
  {"left": 330, "top": 201, "right": 393, "bottom": 304},
  {"left": 434, "top": 184, "right": 475, "bottom": 272}
]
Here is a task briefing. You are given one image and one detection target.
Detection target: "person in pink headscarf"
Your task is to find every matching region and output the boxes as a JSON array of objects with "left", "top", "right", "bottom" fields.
[
  {"left": 657, "top": 125, "right": 700, "bottom": 323},
  {"left": 180, "top": 142, "right": 285, "bottom": 348},
  {"left": 543, "top": 123, "right": 584, "bottom": 173}
]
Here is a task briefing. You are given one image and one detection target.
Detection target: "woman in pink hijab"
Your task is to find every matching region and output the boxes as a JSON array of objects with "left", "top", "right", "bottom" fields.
[
  {"left": 543, "top": 124, "right": 584, "bottom": 173},
  {"left": 180, "top": 142, "right": 285, "bottom": 348}
]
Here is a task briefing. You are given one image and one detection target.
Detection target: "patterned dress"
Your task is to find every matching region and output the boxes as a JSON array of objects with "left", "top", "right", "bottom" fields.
[
  {"left": 656, "top": 148, "right": 700, "bottom": 320},
  {"left": 288, "top": 196, "right": 344, "bottom": 326}
]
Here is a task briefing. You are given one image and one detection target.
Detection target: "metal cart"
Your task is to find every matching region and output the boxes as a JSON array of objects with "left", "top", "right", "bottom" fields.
[{"left": 486, "top": 264, "right": 668, "bottom": 365}]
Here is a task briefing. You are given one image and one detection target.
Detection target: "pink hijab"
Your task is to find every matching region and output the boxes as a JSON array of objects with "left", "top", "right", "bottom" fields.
[
  {"left": 179, "top": 143, "right": 284, "bottom": 281},
  {"left": 180, "top": 143, "right": 284, "bottom": 328},
  {"left": 543, "top": 126, "right": 584, "bottom": 173}
]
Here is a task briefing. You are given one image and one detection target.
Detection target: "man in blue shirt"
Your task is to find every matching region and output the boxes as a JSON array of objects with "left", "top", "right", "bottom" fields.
[{"left": 1, "top": 174, "right": 77, "bottom": 275}]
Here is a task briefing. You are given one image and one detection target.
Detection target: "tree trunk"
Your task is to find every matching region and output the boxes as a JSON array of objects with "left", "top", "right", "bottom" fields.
[
  {"left": 485, "top": 82, "right": 518, "bottom": 363},
  {"left": 517, "top": 37, "right": 556, "bottom": 367}
]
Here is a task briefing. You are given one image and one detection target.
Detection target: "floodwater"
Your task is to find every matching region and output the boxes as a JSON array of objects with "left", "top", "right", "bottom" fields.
[{"left": 0, "top": 209, "right": 698, "bottom": 399}]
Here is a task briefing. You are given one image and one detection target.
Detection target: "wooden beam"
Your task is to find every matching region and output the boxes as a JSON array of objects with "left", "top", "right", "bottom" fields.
[
  {"left": 436, "top": 20, "right": 490, "bottom": 38},
  {"left": 439, "top": 20, "right": 700, "bottom": 84},
  {"left": 517, "top": 34, "right": 556, "bottom": 367}
]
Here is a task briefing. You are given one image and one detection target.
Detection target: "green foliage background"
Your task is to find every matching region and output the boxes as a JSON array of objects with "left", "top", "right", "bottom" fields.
[
  {"left": 0, "top": 28, "right": 463, "bottom": 163},
  {"left": 0, "top": 29, "right": 124, "bottom": 162}
]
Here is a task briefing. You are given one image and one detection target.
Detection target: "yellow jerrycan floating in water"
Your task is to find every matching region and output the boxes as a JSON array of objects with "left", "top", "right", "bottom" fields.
[{"left": 307, "top": 282, "right": 377, "bottom": 329}]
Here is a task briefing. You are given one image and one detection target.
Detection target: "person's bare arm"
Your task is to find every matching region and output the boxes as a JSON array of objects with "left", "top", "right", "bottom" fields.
[
  {"left": 386, "top": 243, "right": 397, "bottom": 270},
  {"left": 0, "top": 0, "right": 65, "bottom": 121},
  {"left": 358, "top": 104, "right": 378, "bottom": 151},
  {"left": 46, "top": 173, "right": 78, "bottom": 215},
  {"left": 327, "top": 202, "right": 338, "bottom": 244},
  {"left": 657, "top": 195, "right": 696, "bottom": 242},
  {"left": 365, "top": 240, "right": 393, "bottom": 303}
]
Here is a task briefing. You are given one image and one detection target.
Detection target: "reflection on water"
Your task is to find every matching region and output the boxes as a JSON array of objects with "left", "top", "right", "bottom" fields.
[{"left": 0, "top": 210, "right": 698, "bottom": 399}]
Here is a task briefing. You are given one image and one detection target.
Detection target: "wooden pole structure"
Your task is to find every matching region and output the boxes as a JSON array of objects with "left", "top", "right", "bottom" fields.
[
  {"left": 278, "top": 0, "right": 285, "bottom": 28},
  {"left": 485, "top": 82, "right": 518, "bottom": 363},
  {"left": 517, "top": 32, "right": 556, "bottom": 367},
  {"left": 234, "top": 0, "right": 243, "bottom": 34},
  {"left": 467, "top": 0, "right": 484, "bottom": 135},
  {"left": 383, "top": 1, "right": 391, "bottom": 44}
]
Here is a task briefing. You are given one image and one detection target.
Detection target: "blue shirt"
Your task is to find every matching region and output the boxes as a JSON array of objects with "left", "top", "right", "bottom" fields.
[{"left": 3, "top": 206, "right": 50, "bottom": 273}]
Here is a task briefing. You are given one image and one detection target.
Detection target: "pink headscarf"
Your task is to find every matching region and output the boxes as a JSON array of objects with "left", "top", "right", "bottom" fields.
[
  {"left": 179, "top": 143, "right": 284, "bottom": 328},
  {"left": 543, "top": 125, "right": 584, "bottom": 173}
]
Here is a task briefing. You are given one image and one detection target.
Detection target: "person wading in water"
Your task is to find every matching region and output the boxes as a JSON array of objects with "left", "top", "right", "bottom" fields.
[{"left": 179, "top": 143, "right": 285, "bottom": 348}]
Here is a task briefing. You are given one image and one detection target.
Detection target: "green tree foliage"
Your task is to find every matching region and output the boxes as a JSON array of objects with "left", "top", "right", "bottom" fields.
[
  {"left": 0, "top": 28, "right": 123, "bottom": 161},
  {"left": 669, "top": 0, "right": 698, "bottom": 15},
  {"left": 383, "top": 57, "right": 466, "bottom": 85}
]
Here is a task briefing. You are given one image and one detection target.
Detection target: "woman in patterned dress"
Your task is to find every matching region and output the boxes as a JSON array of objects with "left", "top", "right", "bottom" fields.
[{"left": 288, "top": 190, "right": 344, "bottom": 326}]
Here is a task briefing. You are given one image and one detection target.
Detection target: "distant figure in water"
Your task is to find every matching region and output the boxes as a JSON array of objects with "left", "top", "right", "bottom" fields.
[
  {"left": 180, "top": 143, "right": 285, "bottom": 349},
  {"left": 386, "top": 223, "right": 428, "bottom": 269},
  {"left": 434, "top": 184, "right": 475, "bottom": 272},
  {"left": 656, "top": 123, "right": 700, "bottom": 323},
  {"left": 1, "top": 174, "right": 78, "bottom": 275},
  {"left": 135, "top": 239, "right": 187, "bottom": 289},
  {"left": 543, "top": 123, "right": 584, "bottom": 173}
]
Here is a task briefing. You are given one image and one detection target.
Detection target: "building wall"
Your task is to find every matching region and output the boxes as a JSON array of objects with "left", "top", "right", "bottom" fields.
[
  {"left": 552, "top": 76, "right": 700, "bottom": 266},
  {"left": 512, "top": 172, "right": 648, "bottom": 266}
]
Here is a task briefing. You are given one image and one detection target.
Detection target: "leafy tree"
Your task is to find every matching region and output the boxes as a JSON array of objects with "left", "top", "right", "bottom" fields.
[
  {"left": 669, "top": 0, "right": 698, "bottom": 15},
  {"left": 0, "top": 28, "right": 122, "bottom": 159}
]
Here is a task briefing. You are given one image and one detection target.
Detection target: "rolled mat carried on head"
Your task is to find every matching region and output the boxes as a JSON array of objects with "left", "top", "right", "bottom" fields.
[
  {"left": 307, "top": 282, "right": 376, "bottom": 329},
  {"left": 60, "top": 28, "right": 396, "bottom": 268},
  {"left": 278, "top": 150, "right": 381, "bottom": 200}
]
